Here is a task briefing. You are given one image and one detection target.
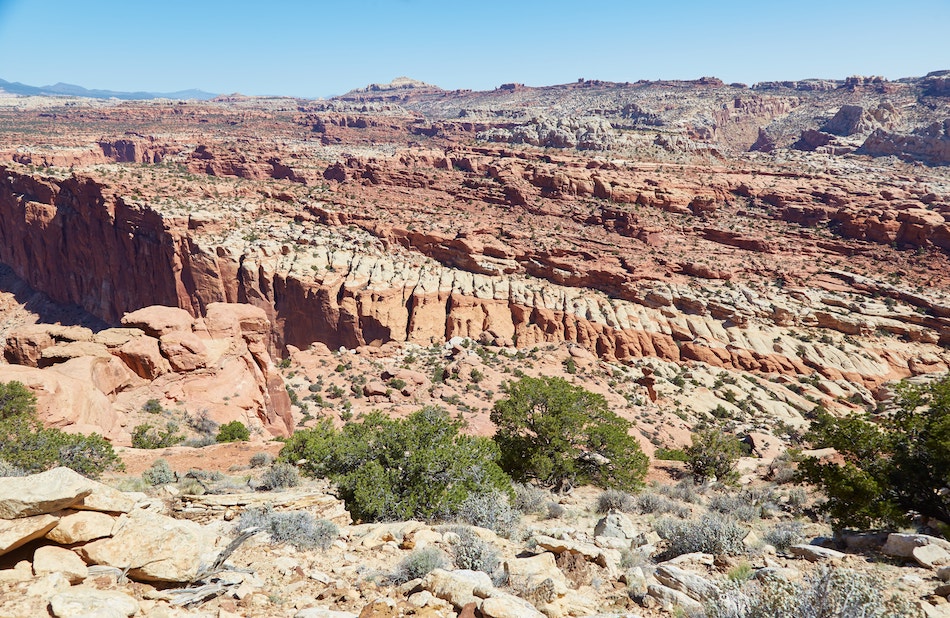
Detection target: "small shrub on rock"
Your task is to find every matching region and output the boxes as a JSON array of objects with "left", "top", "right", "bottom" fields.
[
  {"left": 0, "top": 460, "right": 26, "bottom": 477},
  {"left": 236, "top": 505, "right": 337, "bottom": 551},
  {"left": 260, "top": 462, "right": 300, "bottom": 490},
  {"left": 142, "top": 459, "right": 176, "bottom": 486},
  {"left": 448, "top": 526, "right": 501, "bottom": 574},
  {"left": 249, "top": 452, "right": 274, "bottom": 468},
  {"left": 763, "top": 521, "right": 805, "bottom": 553},
  {"left": 216, "top": 420, "right": 250, "bottom": 443},
  {"left": 596, "top": 489, "right": 637, "bottom": 513},
  {"left": 391, "top": 546, "right": 447, "bottom": 584},
  {"left": 655, "top": 514, "right": 748, "bottom": 559}
]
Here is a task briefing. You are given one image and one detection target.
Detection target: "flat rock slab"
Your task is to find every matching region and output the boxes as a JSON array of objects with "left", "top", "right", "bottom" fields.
[
  {"left": 33, "top": 545, "right": 88, "bottom": 584},
  {"left": 79, "top": 508, "right": 219, "bottom": 583},
  {"left": 883, "top": 533, "right": 950, "bottom": 559},
  {"left": 790, "top": 544, "right": 846, "bottom": 563},
  {"left": 45, "top": 510, "right": 118, "bottom": 544},
  {"left": 0, "top": 514, "right": 59, "bottom": 556},
  {"left": 914, "top": 544, "right": 950, "bottom": 570},
  {"left": 50, "top": 589, "right": 138, "bottom": 618},
  {"left": 0, "top": 467, "right": 93, "bottom": 519}
]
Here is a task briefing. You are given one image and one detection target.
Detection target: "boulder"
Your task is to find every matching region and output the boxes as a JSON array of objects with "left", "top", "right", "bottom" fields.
[
  {"left": 0, "top": 514, "right": 59, "bottom": 556},
  {"left": 654, "top": 564, "right": 720, "bottom": 601},
  {"left": 883, "top": 533, "right": 950, "bottom": 559},
  {"left": 49, "top": 589, "right": 138, "bottom": 618},
  {"left": 159, "top": 331, "right": 209, "bottom": 372},
  {"left": 45, "top": 510, "right": 118, "bottom": 544},
  {"left": 121, "top": 305, "right": 194, "bottom": 337},
  {"left": 0, "top": 467, "right": 94, "bottom": 518},
  {"left": 504, "top": 552, "right": 570, "bottom": 594},
  {"left": 33, "top": 545, "right": 88, "bottom": 583},
  {"left": 78, "top": 508, "right": 220, "bottom": 582},
  {"left": 294, "top": 609, "right": 358, "bottom": 618},
  {"left": 480, "top": 595, "right": 545, "bottom": 618},
  {"left": 593, "top": 510, "right": 637, "bottom": 540},
  {"left": 790, "top": 544, "right": 846, "bottom": 563},
  {"left": 647, "top": 583, "right": 704, "bottom": 612},
  {"left": 116, "top": 335, "right": 170, "bottom": 379},
  {"left": 913, "top": 544, "right": 950, "bottom": 570},
  {"left": 421, "top": 568, "right": 493, "bottom": 609}
]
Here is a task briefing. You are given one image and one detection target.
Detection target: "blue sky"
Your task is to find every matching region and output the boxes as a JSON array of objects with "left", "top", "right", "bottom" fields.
[{"left": 0, "top": 0, "right": 946, "bottom": 98}]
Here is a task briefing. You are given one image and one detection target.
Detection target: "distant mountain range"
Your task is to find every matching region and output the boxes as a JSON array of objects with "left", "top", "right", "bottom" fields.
[{"left": 0, "top": 78, "right": 217, "bottom": 100}]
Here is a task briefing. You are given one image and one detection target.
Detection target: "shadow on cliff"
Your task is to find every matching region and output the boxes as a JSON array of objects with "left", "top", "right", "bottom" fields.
[{"left": 0, "top": 262, "right": 110, "bottom": 331}]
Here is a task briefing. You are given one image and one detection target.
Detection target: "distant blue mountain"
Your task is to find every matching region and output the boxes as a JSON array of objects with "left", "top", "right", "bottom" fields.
[{"left": 0, "top": 78, "right": 217, "bottom": 100}]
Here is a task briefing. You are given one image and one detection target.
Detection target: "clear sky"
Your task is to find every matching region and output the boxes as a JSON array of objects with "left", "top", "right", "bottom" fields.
[{"left": 0, "top": 0, "right": 946, "bottom": 98}]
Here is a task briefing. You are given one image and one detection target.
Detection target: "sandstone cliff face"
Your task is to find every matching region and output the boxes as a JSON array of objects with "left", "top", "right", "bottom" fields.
[{"left": 1, "top": 303, "right": 293, "bottom": 442}]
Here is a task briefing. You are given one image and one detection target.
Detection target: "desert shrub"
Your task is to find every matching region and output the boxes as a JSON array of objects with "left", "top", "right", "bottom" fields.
[
  {"left": 260, "top": 462, "right": 300, "bottom": 490},
  {"left": 799, "top": 376, "right": 950, "bottom": 530},
  {"left": 183, "top": 435, "right": 217, "bottom": 448},
  {"left": 142, "top": 399, "right": 164, "bottom": 414},
  {"left": 390, "top": 546, "right": 447, "bottom": 584},
  {"left": 546, "top": 502, "right": 566, "bottom": 519},
  {"left": 513, "top": 482, "right": 549, "bottom": 514},
  {"left": 249, "top": 452, "right": 274, "bottom": 468},
  {"left": 491, "top": 376, "right": 648, "bottom": 491},
  {"left": 705, "top": 567, "right": 919, "bottom": 618},
  {"left": 709, "top": 493, "right": 761, "bottom": 522},
  {"left": 0, "top": 460, "right": 26, "bottom": 476},
  {"left": 654, "top": 447, "right": 688, "bottom": 461},
  {"left": 448, "top": 526, "right": 500, "bottom": 574},
  {"left": 216, "top": 420, "right": 250, "bottom": 443},
  {"left": 0, "top": 381, "right": 122, "bottom": 478},
  {"left": 0, "top": 381, "right": 38, "bottom": 419},
  {"left": 142, "top": 459, "right": 176, "bottom": 485},
  {"left": 685, "top": 428, "right": 744, "bottom": 483},
  {"left": 453, "top": 491, "right": 522, "bottom": 539},
  {"left": 657, "top": 478, "right": 704, "bottom": 503},
  {"left": 131, "top": 422, "right": 185, "bottom": 449},
  {"left": 279, "top": 407, "right": 511, "bottom": 522},
  {"left": 635, "top": 492, "right": 691, "bottom": 517},
  {"left": 655, "top": 514, "right": 747, "bottom": 559},
  {"left": 596, "top": 489, "right": 637, "bottom": 513},
  {"left": 236, "top": 505, "right": 337, "bottom": 551},
  {"left": 184, "top": 409, "right": 218, "bottom": 436},
  {"left": 763, "top": 521, "right": 805, "bottom": 553}
]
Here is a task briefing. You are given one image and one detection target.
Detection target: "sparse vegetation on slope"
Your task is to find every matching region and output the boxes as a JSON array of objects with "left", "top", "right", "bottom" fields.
[{"left": 279, "top": 406, "right": 512, "bottom": 522}]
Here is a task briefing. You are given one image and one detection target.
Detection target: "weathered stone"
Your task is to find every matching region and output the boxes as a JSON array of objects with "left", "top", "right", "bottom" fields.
[
  {"left": 33, "top": 545, "right": 88, "bottom": 584},
  {"left": 45, "top": 510, "right": 118, "bottom": 544},
  {"left": 654, "top": 564, "right": 720, "bottom": 601},
  {"left": 883, "top": 533, "right": 950, "bottom": 559},
  {"left": 938, "top": 565, "right": 950, "bottom": 582},
  {"left": 0, "top": 514, "right": 59, "bottom": 556},
  {"left": 421, "top": 568, "right": 493, "bottom": 609},
  {"left": 121, "top": 305, "right": 194, "bottom": 337},
  {"left": 790, "top": 544, "right": 846, "bottom": 563},
  {"left": 647, "top": 583, "right": 703, "bottom": 612},
  {"left": 78, "top": 508, "right": 219, "bottom": 582},
  {"left": 914, "top": 544, "right": 950, "bottom": 570},
  {"left": 593, "top": 510, "right": 637, "bottom": 540},
  {"left": 0, "top": 467, "right": 93, "bottom": 518},
  {"left": 504, "top": 552, "right": 569, "bottom": 594},
  {"left": 480, "top": 595, "right": 545, "bottom": 618},
  {"left": 49, "top": 589, "right": 139, "bottom": 618}
]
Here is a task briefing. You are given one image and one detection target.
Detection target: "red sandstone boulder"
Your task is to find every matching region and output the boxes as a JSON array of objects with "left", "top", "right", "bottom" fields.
[
  {"left": 115, "top": 336, "right": 170, "bottom": 380},
  {"left": 121, "top": 306, "right": 194, "bottom": 338},
  {"left": 158, "top": 332, "right": 208, "bottom": 372}
]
